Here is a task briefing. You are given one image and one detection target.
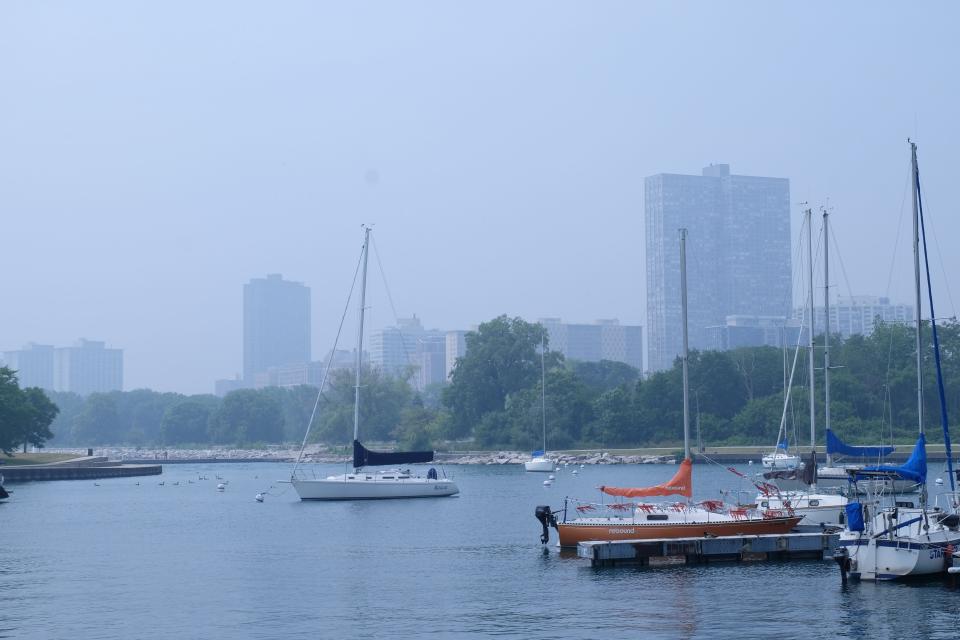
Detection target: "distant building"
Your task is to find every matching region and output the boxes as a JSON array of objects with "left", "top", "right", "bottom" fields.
[
  {"left": 445, "top": 330, "right": 468, "bottom": 379},
  {"left": 416, "top": 335, "right": 447, "bottom": 391},
  {"left": 645, "top": 163, "right": 791, "bottom": 371},
  {"left": 538, "top": 318, "right": 643, "bottom": 370},
  {"left": 369, "top": 316, "right": 447, "bottom": 389},
  {"left": 793, "top": 295, "right": 913, "bottom": 338},
  {"left": 243, "top": 274, "right": 311, "bottom": 383},
  {"left": 706, "top": 315, "right": 805, "bottom": 352},
  {"left": 2, "top": 343, "right": 55, "bottom": 390},
  {"left": 53, "top": 339, "right": 123, "bottom": 395},
  {"left": 214, "top": 376, "right": 246, "bottom": 397}
]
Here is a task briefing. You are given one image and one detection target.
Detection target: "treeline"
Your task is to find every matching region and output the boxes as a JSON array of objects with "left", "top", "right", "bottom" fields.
[
  {"left": 0, "top": 367, "right": 59, "bottom": 454},
  {"left": 23, "top": 315, "right": 960, "bottom": 451}
]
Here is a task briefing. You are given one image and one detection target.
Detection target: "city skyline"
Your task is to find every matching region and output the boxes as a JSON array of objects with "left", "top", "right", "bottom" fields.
[{"left": 3, "top": 4, "right": 958, "bottom": 393}]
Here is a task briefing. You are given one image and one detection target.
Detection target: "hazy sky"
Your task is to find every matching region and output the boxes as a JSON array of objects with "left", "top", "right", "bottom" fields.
[{"left": 2, "top": 2, "right": 958, "bottom": 394}]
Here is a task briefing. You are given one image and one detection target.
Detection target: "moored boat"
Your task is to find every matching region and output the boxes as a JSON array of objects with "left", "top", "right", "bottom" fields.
[{"left": 537, "top": 229, "right": 800, "bottom": 547}]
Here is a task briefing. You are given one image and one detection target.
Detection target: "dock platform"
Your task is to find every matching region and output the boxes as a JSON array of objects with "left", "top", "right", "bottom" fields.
[{"left": 577, "top": 531, "right": 839, "bottom": 568}]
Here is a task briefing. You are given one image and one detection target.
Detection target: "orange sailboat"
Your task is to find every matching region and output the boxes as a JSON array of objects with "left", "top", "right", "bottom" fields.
[{"left": 536, "top": 229, "right": 801, "bottom": 547}]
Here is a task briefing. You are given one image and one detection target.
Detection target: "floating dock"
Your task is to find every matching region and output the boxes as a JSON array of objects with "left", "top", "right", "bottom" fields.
[{"left": 577, "top": 531, "right": 839, "bottom": 568}]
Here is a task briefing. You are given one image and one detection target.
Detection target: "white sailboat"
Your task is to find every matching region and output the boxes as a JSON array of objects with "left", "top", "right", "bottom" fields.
[
  {"left": 758, "top": 208, "right": 847, "bottom": 530},
  {"left": 291, "top": 227, "right": 459, "bottom": 500},
  {"left": 525, "top": 336, "right": 556, "bottom": 473},
  {"left": 835, "top": 141, "right": 960, "bottom": 580}
]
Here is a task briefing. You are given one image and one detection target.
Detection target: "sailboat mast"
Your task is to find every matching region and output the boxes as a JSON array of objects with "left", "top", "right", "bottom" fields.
[
  {"left": 823, "top": 209, "right": 832, "bottom": 467},
  {"left": 680, "top": 228, "right": 691, "bottom": 461},
  {"left": 541, "top": 334, "right": 547, "bottom": 452},
  {"left": 806, "top": 208, "right": 816, "bottom": 452},
  {"left": 353, "top": 226, "right": 371, "bottom": 444},
  {"left": 911, "top": 140, "right": 924, "bottom": 437}
]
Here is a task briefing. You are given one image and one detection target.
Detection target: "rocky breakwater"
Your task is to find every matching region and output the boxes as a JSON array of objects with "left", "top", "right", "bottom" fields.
[{"left": 438, "top": 451, "right": 676, "bottom": 465}]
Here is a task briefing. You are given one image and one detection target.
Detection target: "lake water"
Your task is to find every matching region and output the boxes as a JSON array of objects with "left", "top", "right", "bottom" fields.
[{"left": 3, "top": 462, "right": 960, "bottom": 639}]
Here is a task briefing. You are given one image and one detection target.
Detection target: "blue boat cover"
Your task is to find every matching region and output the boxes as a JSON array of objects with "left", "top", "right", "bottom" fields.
[
  {"left": 857, "top": 434, "right": 926, "bottom": 484},
  {"left": 826, "top": 428, "right": 895, "bottom": 458},
  {"left": 531, "top": 450, "right": 545, "bottom": 457},
  {"left": 775, "top": 438, "right": 788, "bottom": 450},
  {"left": 845, "top": 503, "right": 865, "bottom": 532}
]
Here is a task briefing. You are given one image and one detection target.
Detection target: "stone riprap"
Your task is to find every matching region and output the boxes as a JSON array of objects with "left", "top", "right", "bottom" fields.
[{"left": 41, "top": 447, "right": 677, "bottom": 465}]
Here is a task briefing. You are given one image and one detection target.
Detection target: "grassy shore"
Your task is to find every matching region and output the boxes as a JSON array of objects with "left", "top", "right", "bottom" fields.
[{"left": 1, "top": 452, "right": 80, "bottom": 466}]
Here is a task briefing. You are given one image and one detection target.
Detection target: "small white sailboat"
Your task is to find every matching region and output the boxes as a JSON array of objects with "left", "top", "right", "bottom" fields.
[
  {"left": 836, "top": 141, "right": 960, "bottom": 581},
  {"left": 291, "top": 227, "right": 458, "bottom": 500},
  {"left": 525, "top": 336, "right": 556, "bottom": 473}
]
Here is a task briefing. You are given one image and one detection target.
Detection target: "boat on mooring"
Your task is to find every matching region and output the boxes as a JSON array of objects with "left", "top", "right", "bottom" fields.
[
  {"left": 536, "top": 229, "right": 801, "bottom": 547},
  {"left": 290, "top": 227, "right": 458, "bottom": 501},
  {"left": 834, "top": 141, "right": 960, "bottom": 581}
]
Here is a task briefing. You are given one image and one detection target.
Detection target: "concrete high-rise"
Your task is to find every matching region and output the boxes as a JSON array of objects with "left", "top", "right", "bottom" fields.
[
  {"left": 2, "top": 343, "right": 55, "bottom": 390},
  {"left": 538, "top": 318, "right": 643, "bottom": 370},
  {"left": 53, "top": 339, "right": 123, "bottom": 395},
  {"left": 645, "top": 163, "right": 791, "bottom": 372},
  {"left": 243, "top": 274, "right": 311, "bottom": 383}
]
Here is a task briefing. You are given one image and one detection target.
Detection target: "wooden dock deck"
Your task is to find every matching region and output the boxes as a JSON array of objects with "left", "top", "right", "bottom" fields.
[{"left": 577, "top": 531, "right": 839, "bottom": 568}]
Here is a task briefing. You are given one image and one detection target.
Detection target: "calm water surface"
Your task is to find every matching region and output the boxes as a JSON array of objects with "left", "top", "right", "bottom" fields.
[{"left": 3, "top": 462, "right": 959, "bottom": 639}]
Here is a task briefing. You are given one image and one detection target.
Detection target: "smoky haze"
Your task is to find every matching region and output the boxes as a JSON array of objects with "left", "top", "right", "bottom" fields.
[{"left": 1, "top": 2, "right": 958, "bottom": 394}]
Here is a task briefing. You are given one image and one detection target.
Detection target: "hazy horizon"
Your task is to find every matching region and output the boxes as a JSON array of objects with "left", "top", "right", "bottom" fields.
[{"left": 3, "top": 2, "right": 958, "bottom": 394}]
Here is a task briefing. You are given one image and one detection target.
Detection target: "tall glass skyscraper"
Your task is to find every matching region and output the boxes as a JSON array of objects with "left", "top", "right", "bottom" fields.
[
  {"left": 243, "top": 274, "right": 311, "bottom": 382},
  {"left": 645, "top": 164, "right": 791, "bottom": 372}
]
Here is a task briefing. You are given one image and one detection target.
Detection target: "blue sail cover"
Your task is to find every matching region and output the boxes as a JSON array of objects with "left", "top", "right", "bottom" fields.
[
  {"left": 826, "top": 428, "right": 895, "bottom": 458},
  {"left": 776, "top": 438, "right": 788, "bottom": 451},
  {"left": 857, "top": 434, "right": 926, "bottom": 484},
  {"left": 531, "top": 449, "right": 545, "bottom": 457}
]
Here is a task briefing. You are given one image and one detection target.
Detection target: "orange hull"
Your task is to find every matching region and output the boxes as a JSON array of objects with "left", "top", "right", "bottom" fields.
[{"left": 556, "top": 516, "right": 802, "bottom": 548}]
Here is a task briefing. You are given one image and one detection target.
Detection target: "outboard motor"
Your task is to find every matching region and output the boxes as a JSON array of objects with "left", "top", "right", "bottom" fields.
[
  {"left": 833, "top": 546, "right": 851, "bottom": 585},
  {"left": 535, "top": 505, "right": 557, "bottom": 545}
]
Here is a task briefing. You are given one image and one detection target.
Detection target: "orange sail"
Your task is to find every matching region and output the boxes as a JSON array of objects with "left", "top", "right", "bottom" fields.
[{"left": 599, "top": 458, "right": 692, "bottom": 498}]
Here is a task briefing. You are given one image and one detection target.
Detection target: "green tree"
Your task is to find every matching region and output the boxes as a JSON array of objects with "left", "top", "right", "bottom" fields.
[
  {"left": 72, "top": 394, "right": 123, "bottom": 445},
  {"left": 314, "top": 366, "right": 412, "bottom": 444},
  {"left": 160, "top": 399, "right": 216, "bottom": 445},
  {"left": 209, "top": 389, "right": 284, "bottom": 444},
  {"left": 442, "top": 316, "right": 549, "bottom": 438},
  {"left": 0, "top": 368, "right": 60, "bottom": 454}
]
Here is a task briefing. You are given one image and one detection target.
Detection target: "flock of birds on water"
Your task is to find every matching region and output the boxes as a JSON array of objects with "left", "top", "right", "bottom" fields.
[{"left": 91, "top": 472, "right": 269, "bottom": 502}]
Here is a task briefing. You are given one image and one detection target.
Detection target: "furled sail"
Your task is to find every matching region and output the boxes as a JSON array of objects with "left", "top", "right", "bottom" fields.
[
  {"left": 826, "top": 428, "right": 894, "bottom": 458},
  {"left": 599, "top": 458, "right": 692, "bottom": 498},
  {"left": 857, "top": 434, "right": 926, "bottom": 484},
  {"left": 353, "top": 440, "right": 434, "bottom": 469}
]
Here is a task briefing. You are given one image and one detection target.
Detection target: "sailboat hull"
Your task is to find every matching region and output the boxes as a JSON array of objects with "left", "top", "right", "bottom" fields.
[
  {"left": 556, "top": 514, "right": 802, "bottom": 548},
  {"left": 840, "top": 531, "right": 960, "bottom": 580},
  {"left": 524, "top": 457, "right": 555, "bottom": 472},
  {"left": 292, "top": 474, "right": 459, "bottom": 500}
]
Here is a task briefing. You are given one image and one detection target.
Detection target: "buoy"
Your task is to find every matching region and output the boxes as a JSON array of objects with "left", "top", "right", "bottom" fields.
[
  {"left": 158, "top": 481, "right": 165, "bottom": 486},
  {"left": 94, "top": 482, "right": 100, "bottom": 487},
  {"left": 572, "top": 470, "right": 579, "bottom": 475},
  {"left": 543, "top": 480, "right": 552, "bottom": 486},
  {"left": 217, "top": 483, "right": 226, "bottom": 492},
  {"left": 255, "top": 493, "right": 264, "bottom": 502},
  {"left": 748, "top": 460, "right": 754, "bottom": 465},
  {"left": 548, "top": 474, "right": 555, "bottom": 480},
  {"left": 937, "top": 478, "right": 945, "bottom": 486},
  {"left": 580, "top": 464, "right": 585, "bottom": 468}
]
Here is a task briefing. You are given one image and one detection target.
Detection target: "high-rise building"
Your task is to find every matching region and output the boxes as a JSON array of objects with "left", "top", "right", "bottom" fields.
[
  {"left": 243, "top": 274, "right": 311, "bottom": 383},
  {"left": 445, "top": 330, "right": 468, "bottom": 379},
  {"left": 2, "top": 343, "right": 55, "bottom": 390},
  {"left": 645, "top": 163, "right": 791, "bottom": 371},
  {"left": 793, "top": 295, "right": 912, "bottom": 338},
  {"left": 53, "top": 339, "right": 123, "bottom": 395},
  {"left": 538, "top": 318, "right": 643, "bottom": 370}
]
